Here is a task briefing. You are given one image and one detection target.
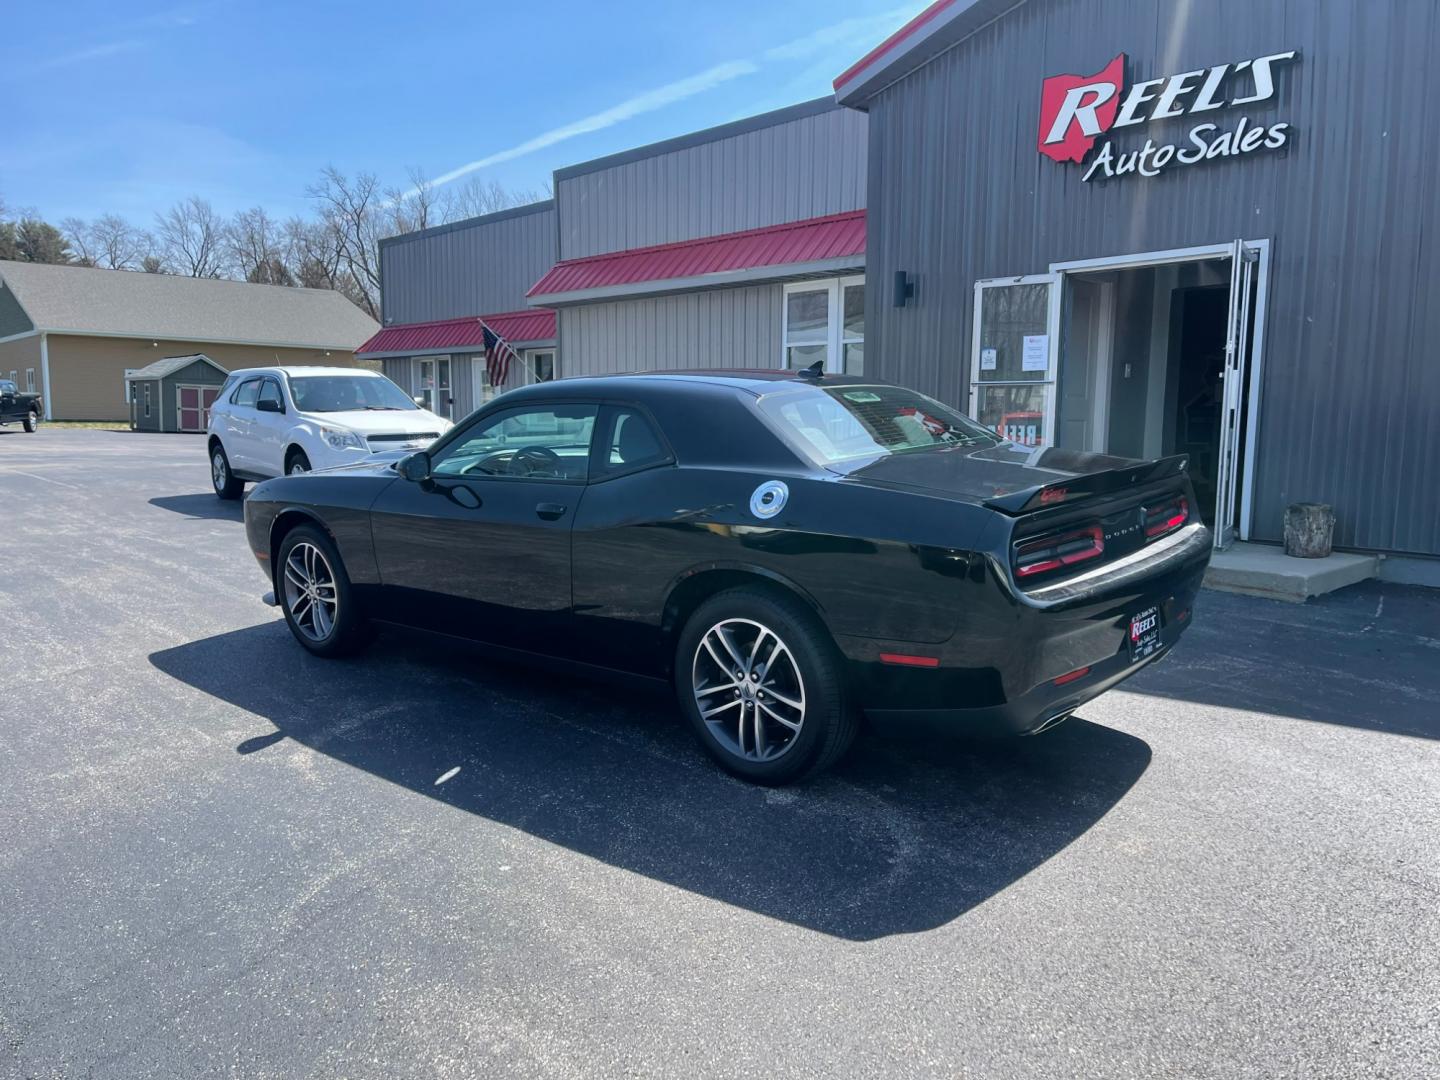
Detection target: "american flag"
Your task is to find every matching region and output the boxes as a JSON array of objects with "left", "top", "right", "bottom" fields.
[{"left": 481, "top": 320, "right": 517, "bottom": 389}]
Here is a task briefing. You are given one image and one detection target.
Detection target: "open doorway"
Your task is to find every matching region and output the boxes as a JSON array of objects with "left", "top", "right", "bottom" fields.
[{"left": 1052, "top": 244, "right": 1262, "bottom": 540}]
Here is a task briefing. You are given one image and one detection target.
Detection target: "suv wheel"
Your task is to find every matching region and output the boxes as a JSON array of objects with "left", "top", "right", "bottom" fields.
[
  {"left": 286, "top": 448, "right": 311, "bottom": 475},
  {"left": 211, "top": 443, "right": 244, "bottom": 499},
  {"left": 22, "top": 410, "right": 38, "bottom": 433},
  {"left": 276, "top": 524, "right": 372, "bottom": 657},
  {"left": 675, "top": 587, "right": 858, "bottom": 785}
]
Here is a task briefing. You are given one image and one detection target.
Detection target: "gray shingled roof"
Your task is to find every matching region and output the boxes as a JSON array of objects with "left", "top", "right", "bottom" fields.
[
  {"left": 126, "top": 354, "right": 227, "bottom": 380},
  {"left": 0, "top": 261, "right": 378, "bottom": 350}
]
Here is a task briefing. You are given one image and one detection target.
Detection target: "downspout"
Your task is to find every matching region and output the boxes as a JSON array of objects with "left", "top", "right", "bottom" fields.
[{"left": 39, "top": 332, "right": 52, "bottom": 420}]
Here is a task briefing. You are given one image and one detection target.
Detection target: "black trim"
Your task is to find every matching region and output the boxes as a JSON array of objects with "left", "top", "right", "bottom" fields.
[
  {"left": 379, "top": 200, "right": 556, "bottom": 249},
  {"left": 553, "top": 97, "right": 842, "bottom": 182}
]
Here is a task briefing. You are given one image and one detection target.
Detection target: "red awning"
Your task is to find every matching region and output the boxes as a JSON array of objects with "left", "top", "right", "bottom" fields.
[
  {"left": 527, "top": 210, "right": 865, "bottom": 302},
  {"left": 356, "top": 309, "right": 556, "bottom": 357}
]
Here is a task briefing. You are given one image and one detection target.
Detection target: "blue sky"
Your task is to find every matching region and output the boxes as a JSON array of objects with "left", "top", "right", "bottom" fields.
[{"left": 2, "top": 0, "right": 923, "bottom": 225}]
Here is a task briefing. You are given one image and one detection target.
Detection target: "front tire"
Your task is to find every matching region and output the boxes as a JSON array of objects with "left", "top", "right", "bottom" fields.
[
  {"left": 286, "top": 448, "right": 311, "bottom": 475},
  {"left": 23, "top": 410, "right": 38, "bottom": 433},
  {"left": 276, "top": 524, "right": 371, "bottom": 657},
  {"left": 675, "top": 587, "right": 858, "bottom": 785},
  {"left": 211, "top": 443, "right": 244, "bottom": 499}
]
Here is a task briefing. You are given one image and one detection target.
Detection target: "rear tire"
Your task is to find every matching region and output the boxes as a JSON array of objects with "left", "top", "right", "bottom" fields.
[
  {"left": 276, "top": 524, "right": 372, "bottom": 658},
  {"left": 22, "top": 410, "right": 38, "bottom": 433},
  {"left": 211, "top": 443, "right": 244, "bottom": 499},
  {"left": 675, "top": 586, "right": 858, "bottom": 785},
  {"left": 285, "top": 448, "right": 312, "bottom": 475}
]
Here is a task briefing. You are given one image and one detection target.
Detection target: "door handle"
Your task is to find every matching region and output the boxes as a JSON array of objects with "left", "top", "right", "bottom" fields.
[{"left": 535, "top": 502, "right": 568, "bottom": 521}]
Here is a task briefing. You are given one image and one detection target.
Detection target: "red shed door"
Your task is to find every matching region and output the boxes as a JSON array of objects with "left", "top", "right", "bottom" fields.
[
  {"left": 201, "top": 387, "right": 220, "bottom": 429},
  {"left": 177, "top": 386, "right": 203, "bottom": 432}
]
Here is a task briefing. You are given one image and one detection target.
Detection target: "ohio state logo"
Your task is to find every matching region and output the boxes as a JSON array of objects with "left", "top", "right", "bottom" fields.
[{"left": 1037, "top": 50, "right": 1298, "bottom": 181}]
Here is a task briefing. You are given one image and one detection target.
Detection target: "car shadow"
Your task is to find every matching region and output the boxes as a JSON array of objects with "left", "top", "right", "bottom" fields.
[
  {"left": 149, "top": 494, "right": 243, "bottom": 521},
  {"left": 150, "top": 623, "right": 1151, "bottom": 941}
]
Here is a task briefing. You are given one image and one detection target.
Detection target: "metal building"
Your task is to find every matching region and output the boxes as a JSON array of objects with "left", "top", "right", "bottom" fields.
[
  {"left": 527, "top": 98, "right": 868, "bottom": 377},
  {"left": 356, "top": 201, "right": 559, "bottom": 419},
  {"left": 836, "top": 0, "right": 1440, "bottom": 573}
]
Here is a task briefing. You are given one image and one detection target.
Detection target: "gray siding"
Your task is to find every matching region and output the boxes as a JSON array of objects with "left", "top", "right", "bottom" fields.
[
  {"left": 557, "top": 107, "right": 867, "bottom": 259},
  {"left": 381, "top": 203, "right": 556, "bottom": 325},
  {"left": 0, "top": 281, "right": 35, "bottom": 338},
  {"left": 865, "top": 0, "right": 1440, "bottom": 555},
  {"left": 559, "top": 286, "right": 783, "bottom": 374}
]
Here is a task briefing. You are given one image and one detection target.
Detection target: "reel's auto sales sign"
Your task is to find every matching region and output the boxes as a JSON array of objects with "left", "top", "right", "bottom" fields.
[{"left": 1038, "top": 50, "right": 1297, "bottom": 181}]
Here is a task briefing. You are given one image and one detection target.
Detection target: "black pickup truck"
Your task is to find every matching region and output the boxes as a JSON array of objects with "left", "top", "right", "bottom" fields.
[{"left": 0, "top": 379, "right": 43, "bottom": 432}]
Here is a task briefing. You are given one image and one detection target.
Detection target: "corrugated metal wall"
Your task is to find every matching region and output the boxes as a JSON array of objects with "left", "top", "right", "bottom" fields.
[
  {"left": 865, "top": 0, "right": 1440, "bottom": 555},
  {"left": 559, "top": 286, "right": 784, "bottom": 373},
  {"left": 557, "top": 106, "right": 867, "bottom": 260},
  {"left": 380, "top": 203, "right": 556, "bottom": 326}
]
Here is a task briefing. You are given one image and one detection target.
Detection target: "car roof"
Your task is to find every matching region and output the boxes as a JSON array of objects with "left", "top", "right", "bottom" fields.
[{"left": 225, "top": 365, "right": 385, "bottom": 378}]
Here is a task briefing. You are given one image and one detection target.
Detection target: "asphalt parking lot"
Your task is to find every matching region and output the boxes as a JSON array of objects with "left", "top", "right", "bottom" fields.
[{"left": 2, "top": 428, "right": 1438, "bottom": 1079}]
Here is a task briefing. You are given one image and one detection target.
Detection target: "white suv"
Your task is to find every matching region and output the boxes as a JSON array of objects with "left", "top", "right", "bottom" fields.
[{"left": 207, "top": 366, "right": 451, "bottom": 499}]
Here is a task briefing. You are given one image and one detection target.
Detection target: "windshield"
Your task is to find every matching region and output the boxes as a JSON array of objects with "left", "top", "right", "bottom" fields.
[
  {"left": 287, "top": 374, "right": 417, "bottom": 413},
  {"left": 757, "top": 383, "right": 1003, "bottom": 465}
]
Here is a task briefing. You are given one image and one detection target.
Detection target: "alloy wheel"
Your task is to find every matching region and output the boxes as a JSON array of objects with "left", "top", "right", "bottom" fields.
[
  {"left": 288, "top": 460, "right": 308, "bottom": 475},
  {"left": 211, "top": 452, "right": 227, "bottom": 490},
  {"left": 692, "top": 617, "right": 806, "bottom": 762},
  {"left": 282, "top": 541, "right": 339, "bottom": 642}
]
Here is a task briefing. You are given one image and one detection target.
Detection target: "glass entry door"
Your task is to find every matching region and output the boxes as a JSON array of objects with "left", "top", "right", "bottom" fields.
[
  {"left": 1214, "top": 241, "right": 1259, "bottom": 548},
  {"left": 417, "top": 356, "right": 452, "bottom": 420},
  {"left": 970, "top": 275, "right": 1060, "bottom": 447}
]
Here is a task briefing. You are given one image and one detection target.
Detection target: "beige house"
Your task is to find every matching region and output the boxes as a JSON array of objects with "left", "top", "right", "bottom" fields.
[{"left": 0, "top": 261, "right": 378, "bottom": 420}]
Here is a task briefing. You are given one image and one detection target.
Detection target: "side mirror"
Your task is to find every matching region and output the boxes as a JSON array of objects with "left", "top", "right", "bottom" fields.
[
  {"left": 256, "top": 398, "right": 283, "bottom": 414},
  {"left": 398, "top": 451, "right": 431, "bottom": 482},
  {"left": 413, "top": 396, "right": 426, "bottom": 407}
]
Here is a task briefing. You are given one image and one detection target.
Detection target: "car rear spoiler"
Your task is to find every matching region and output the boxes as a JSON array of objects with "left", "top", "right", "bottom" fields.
[{"left": 983, "top": 454, "right": 1190, "bottom": 515}]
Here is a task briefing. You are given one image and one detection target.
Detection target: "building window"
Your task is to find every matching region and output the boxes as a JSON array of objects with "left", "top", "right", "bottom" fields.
[
  {"left": 782, "top": 276, "right": 864, "bottom": 374},
  {"left": 143, "top": 384, "right": 152, "bottom": 418},
  {"left": 25, "top": 368, "right": 35, "bottom": 393},
  {"left": 526, "top": 350, "right": 556, "bottom": 384}
]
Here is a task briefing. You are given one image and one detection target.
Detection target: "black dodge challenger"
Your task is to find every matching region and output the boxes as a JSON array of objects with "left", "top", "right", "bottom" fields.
[{"left": 243, "top": 370, "right": 1210, "bottom": 783}]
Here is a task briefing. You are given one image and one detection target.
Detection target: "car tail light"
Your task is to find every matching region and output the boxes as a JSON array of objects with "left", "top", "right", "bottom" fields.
[
  {"left": 1142, "top": 495, "right": 1189, "bottom": 539},
  {"left": 1014, "top": 524, "right": 1105, "bottom": 579}
]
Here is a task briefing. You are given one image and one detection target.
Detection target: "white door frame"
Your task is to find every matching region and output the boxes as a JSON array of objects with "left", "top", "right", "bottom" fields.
[
  {"left": 969, "top": 273, "right": 1062, "bottom": 448},
  {"left": 416, "top": 355, "right": 453, "bottom": 419},
  {"left": 1047, "top": 239, "right": 1272, "bottom": 542}
]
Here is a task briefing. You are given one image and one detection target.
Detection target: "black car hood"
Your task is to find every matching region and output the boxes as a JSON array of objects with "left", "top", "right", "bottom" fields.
[{"left": 832, "top": 442, "right": 1149, "bottom": 504}]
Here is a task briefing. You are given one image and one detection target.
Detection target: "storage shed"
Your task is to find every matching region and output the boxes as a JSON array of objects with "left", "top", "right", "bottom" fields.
[{"left": 125, "top": 354, "right": 229, "bottom": 433}]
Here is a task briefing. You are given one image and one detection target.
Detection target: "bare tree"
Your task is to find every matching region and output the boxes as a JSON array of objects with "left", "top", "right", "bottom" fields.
[
  {"left": 155, "top": 196, "right": 227, "bottom": 277},
  {"left": 64, "top": 214, "right": 149, "bottom": 270},
  {"left": 61, "top": 217, "right": 98, "bottom": 265},
  {"left": 227, "top": 206, "right": 292, "bottom": 284},
  {"left": 444, "top": 176, "right": 551, "bottom": 221},
  {"left": 307, "top": 168, "right": 384, "bottom": 318}
]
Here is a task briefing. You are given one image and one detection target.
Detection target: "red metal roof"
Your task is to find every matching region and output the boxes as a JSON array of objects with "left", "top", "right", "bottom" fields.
[
  {"left": 526, "top": 210, "right": 866, "bottom": 299},
  {"left": 833, "top": 0, "right": 957, "bottom": 92},
  {"left": 356, "top": 308, "right": 555, "bottom": 357}
]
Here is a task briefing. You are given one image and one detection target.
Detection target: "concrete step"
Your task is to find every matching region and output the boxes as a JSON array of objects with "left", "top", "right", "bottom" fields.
[{"left": 1203, "top": 542, "right": 1378, "bottom": 603}]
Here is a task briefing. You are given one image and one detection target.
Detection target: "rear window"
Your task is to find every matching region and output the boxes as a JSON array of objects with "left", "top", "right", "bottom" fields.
[{"left": 756, "top": 384, "right": 1002, "bottom": 465}]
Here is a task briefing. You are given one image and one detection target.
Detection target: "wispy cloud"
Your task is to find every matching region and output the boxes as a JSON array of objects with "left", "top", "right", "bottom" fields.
[
  {"left": 403, "top": 6, "right": 925, "bottom": 203},
  {"left": 763, "top": 6, "right": 922, "bottom": 63},
  {"left": 419, "top": 60, "right": 759, "bottom": 193},
  {"left": 28, "top": 39, "right": 146, "bottom": 73}
]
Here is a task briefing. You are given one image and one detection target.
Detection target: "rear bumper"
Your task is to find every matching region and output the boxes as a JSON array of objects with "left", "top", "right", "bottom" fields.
[{"left": 840, "top": 524, "right": 1210, "bottom": 735}]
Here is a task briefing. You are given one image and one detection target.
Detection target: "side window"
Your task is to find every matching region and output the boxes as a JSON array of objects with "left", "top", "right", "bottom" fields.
[
  {"left": 257, "top": 379, "right": 284, "bottom": 411},
  {"left": 432, "top": 404, "right": 598, "bottom": 481},
  {"left": 232, "top": 378, "right": 261, "bottom": 408},
  {"left": 599, "top": 408, "right": 670, "bottom": 477}
]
